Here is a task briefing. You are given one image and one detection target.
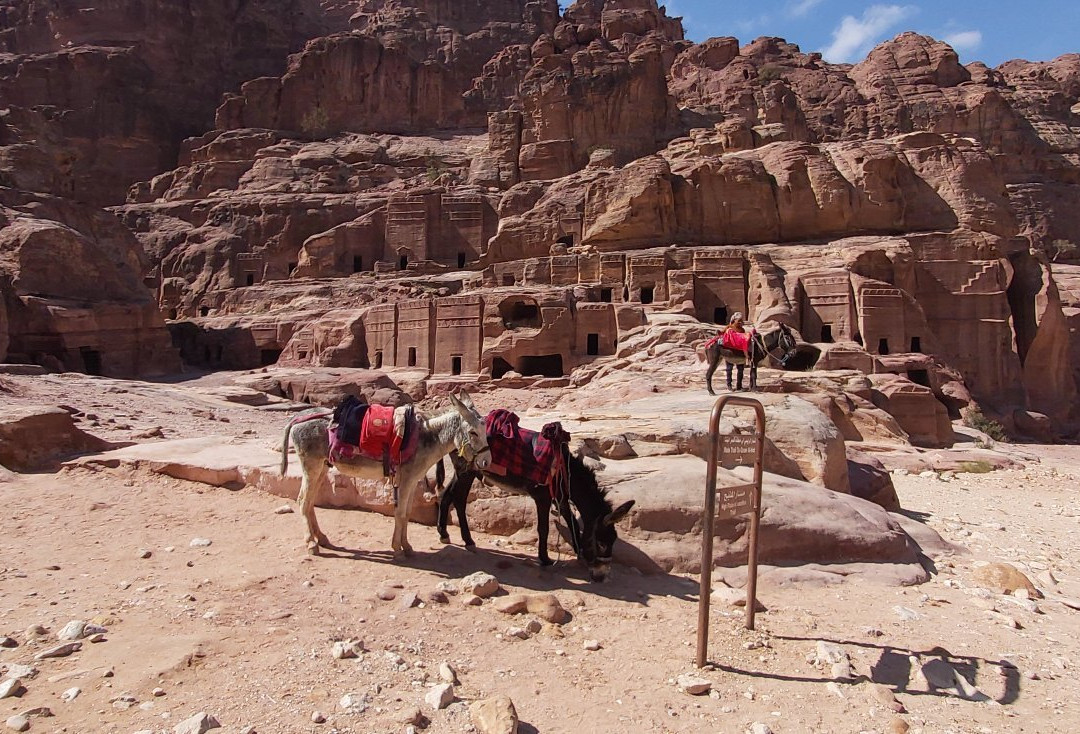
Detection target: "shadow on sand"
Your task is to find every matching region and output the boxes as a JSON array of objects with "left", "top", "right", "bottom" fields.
[{"left": 705, "top": 633, "right": 1020, "bottom": 706}]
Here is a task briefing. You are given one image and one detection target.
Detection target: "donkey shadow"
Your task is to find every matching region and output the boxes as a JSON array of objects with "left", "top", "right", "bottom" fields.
[{"left": 311, "top": 522, "right": 696, "bottom": 604}]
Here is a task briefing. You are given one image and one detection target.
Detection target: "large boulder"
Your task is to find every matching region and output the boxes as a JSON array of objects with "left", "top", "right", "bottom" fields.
[
  {"left": 0, "top": 406, "right": 114, "bottom": 471},
  {"left": 867, "top": 374, "right": 954, "bottom": 448},
  {"left": 598, "top": 455, "right": 924, "bottom": 577}
]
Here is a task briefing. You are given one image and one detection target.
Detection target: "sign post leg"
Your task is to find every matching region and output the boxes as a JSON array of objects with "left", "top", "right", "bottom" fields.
[{"left": 696, "top": 400, "right": 722, "bottom": 668}]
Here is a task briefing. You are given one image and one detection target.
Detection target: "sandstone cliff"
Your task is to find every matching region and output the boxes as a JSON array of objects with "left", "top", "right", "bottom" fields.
[{"left": 1, "top": 0, "right": 1078, "bottom": 431}]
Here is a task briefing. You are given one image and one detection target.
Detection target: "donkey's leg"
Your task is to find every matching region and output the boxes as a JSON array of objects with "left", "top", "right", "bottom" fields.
[
  {"left": 296, "top": 457, "right": 330, "bottom": 555},
  {"left": 705, "top": 348, "right": 719, "bottom": 396},
  {"left": 392, "top": 470, "right": 421, "bottom": 557},
  {"left": 534, "top": 491, "right": 554, "bottom": 567}
]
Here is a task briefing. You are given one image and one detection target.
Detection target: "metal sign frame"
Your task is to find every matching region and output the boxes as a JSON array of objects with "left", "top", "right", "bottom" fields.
[{"left": 696, "top": 395, "right": 766, "bottom": 668}]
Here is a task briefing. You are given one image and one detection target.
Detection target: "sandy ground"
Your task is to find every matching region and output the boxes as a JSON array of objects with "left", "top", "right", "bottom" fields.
[{"left": 2, "top": 372, "right": 1080, "bottom": 734}]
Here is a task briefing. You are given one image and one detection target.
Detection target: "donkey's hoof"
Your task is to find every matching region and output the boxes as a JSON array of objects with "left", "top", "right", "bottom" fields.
[
  {"left": 464, "top": 543, "right": 478, "bottom": 553},
  {"left": 538, "top": 557, "right": 555, "bottom": 568},
  {"left": 306, "top": 542, "right": 320, "bottom": 556},
  {"left": 439, "top": 535, "right": 451, "bottom": 545}
]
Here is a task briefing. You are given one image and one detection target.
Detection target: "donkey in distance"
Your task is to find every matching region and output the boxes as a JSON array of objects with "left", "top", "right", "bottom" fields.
[{"left": 704, "top": 322, "right": 798, "bottom": 395}]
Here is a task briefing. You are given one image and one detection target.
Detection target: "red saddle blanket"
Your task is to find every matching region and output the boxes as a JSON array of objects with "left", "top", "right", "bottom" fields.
[
  {"left": 485, "top": 409, "right": 570, "bottom": 497},
  {"left": 328, "top": 404, "right": 417, "bottom": 476},
  {"left": 705, "top": 329, "right": 752, "bottom": 353}
]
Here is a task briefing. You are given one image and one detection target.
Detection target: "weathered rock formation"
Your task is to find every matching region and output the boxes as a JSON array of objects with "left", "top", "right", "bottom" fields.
[
  {"left": 0, "top": 189, "right": 179, "bottom": 376},
  {"left": 1, "top": 1, "right": 1078, "bottom": 431}
]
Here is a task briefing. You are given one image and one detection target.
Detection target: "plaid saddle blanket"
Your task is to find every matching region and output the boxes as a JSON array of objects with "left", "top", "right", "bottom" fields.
[{"left": 484, "top": 409, "right": 570, "bottom": 494}]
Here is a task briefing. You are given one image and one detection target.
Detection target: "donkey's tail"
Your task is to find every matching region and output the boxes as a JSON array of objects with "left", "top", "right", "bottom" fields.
[{"left": 280, "top": 421, "right": 292, "bottom": 476}]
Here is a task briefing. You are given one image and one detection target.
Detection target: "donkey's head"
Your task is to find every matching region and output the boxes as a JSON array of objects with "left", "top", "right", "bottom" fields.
[
  {"left": 579, "top": 497, "right": 635, "bottom": 582},
  {"left": 448, "top": 391, "right": 491, "bottom": 471},
  {"left": 568, "top": 459, "right": 635, "bottom": 581}
]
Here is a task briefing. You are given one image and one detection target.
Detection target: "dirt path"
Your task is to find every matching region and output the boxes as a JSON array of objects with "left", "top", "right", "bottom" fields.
[
  {"left": 3, "top": 372, "right": 1080, "bottom": 733},
  {"left": 1, "top": 452, "right": 1078, "bottom": 733}
]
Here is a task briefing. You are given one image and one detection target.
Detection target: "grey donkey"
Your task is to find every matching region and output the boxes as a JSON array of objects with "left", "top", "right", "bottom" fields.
[{"left": 281, "top": 391, "right": 491, "bottom": 557}]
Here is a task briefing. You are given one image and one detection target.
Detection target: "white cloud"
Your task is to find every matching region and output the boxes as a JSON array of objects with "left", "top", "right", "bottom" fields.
[
  {"left": 787, "top": 0, "right": 825, "bottom": 18},
  {"left": 734, "top": 13, "right": 772, "bottom": 35},
  {"left": 943, "top": 30, "right": 983, "bottom": 51},
  {"left": 822, "top": 4, "right": 918, "bottom": 63}
]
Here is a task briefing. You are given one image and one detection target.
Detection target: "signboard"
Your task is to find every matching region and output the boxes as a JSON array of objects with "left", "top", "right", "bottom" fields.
[
  {"left": 720, "top": 433, "right": 760, "bottom": 469},
  {"left": 716, "top": 483, "right": 755, "bottom": 518},
  {"left": 697, "top": 396, "right": 766, "bottom": 668}
]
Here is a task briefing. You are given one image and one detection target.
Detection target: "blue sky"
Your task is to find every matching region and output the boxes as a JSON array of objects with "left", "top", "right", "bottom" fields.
[{"left": 648, "top": 1, "right": 1079, "bottom": 66}]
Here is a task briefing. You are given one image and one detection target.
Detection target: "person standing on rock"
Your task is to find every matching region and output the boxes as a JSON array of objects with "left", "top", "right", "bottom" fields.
[{"left": 718, "top": 312, "right": 754, "bottom": 391}]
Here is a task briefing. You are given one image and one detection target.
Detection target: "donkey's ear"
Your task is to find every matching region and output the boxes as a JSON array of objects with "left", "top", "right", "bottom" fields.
[
  {"left": 448, "top": 392, "right": 465, "bottom": 413},
  {"left": 604, "top": 499, "right": 635, "bottom": 526},
  {"left": 457, "top": 390, "right": 476, "bottom": 409}
]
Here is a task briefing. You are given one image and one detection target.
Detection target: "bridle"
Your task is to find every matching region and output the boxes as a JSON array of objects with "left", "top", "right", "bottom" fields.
[
  {"left": 756, "top": 326, "right": 796, "bottom": 367},
  {"left": 456, "top": 424, "right": 491, "bottom": 468}
]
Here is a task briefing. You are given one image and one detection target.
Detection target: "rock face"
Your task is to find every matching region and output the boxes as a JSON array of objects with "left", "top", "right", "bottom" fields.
[
  {"left": 0, "top": 190, "right": 180, "bottom": 376},
  {"left": 1, "top": 3, "right": 1078, "bottom": 433}
]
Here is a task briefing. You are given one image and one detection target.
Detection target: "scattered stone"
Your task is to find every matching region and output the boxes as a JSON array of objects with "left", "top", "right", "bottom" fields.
[
  {"left": 831, "top": 660, "right": 853, "bottom": 680},
  {"left": 60, "top": 687, "right": 80, "bottom": 702},
  {"left": 0, "top": 679, "right": 24, "bottom": 699},
  {"left": 712, "top": 586, "right": 768, "bottom": 611},
  {"left": 863, "top": 627, "right": 884, "bottom": 637},
  {"left": 23, "top": 625, "right": 47, "bottom": 639},
  {"left": 4, "top": 715, "right": 28, "bottom": 732},
  {"left": 525, "top": 620, "right": 542, "bottom": 635},
  {"left": 424, "top": 590, "right": 449, "bottom": 605},
  {"left": 311, "top": 711, "right": 326, "bottom": 724},
  {"left": 893, "top": 606, "right": 920, "bottom": 622},
  {"left": 20, "top": 707, "right": 52, "bottom": 719},
  {"left": 461, "top": 594, "right": 483, "bottom": 607},
  {"left": 112, "top": 693, "right": 138, "bottom": 709},
  {"left": 331, "top": 639, "right": 364, "bottom": 660},
  {"left": 376, "top": 587, "right": 397, "bottom": 601},
  {"left": 887, "top": 718, "right": 910, "bottom": 734},
  {"left": 867, "top": 683, "right": 905, "bottom": 713},
  {"left": 425, "top": 683, "right": 455, "bottom": 710},
  {"left": 399, "top": 592, "right": 421, "bottom": 609},
  {"left": 57, "top": 621, "right": 87, "bottom": 641},
  {"left": 459, "top": 572, "right": 499, "bottom": 598},
  {"left": 491, "top": 593, "right": 569, "bottom": 624},
  {"left": 3, "top": 665, "right": 37, "bottom": 680},
  {"left": 189, "top": 538, "right": 212, "bottom": 548},
  {"left": 438, "top": 663, "right": 458, "bottom": 684},
  {"left": 677, "top": 674, "right": 711, "bottom": 695},
  {"left": 1036, "top": 569, "right": 1058, "bottom": 588},
  {"left": 33, "top": 642, "right": 81, "bottom": 660},
  {"left": 0, "top": 638, "right": 15, "bottom": 649},
  {"left": 583, "top": 640, "right": 601, "bottom": 651},
  {"left": 469, "top": 696, "right": 519, "bottom": 734},
  {"left": 153, "top": 687, "right": 166, "bottom": 697},
  {"left": 434, "top": 581, "right": 459, "bottom": 596},
  {"left": 400, "top": 707, "right": 424, "bottom": 726},
  {"left": 273, "top": 504, "right": 294, "bottom": 514},
  {"left": 812, "top": 641, "right": 847, "bottom": 666},
  {"left": 339, "top": 693, "right": 367, "bottom": 712},
  {"left": 826, "top": 681, "right": 845, "bottom": 698},
  {"left": 173, "top": 711, "right": 221, "bottom": 734},
  {"left": 505, "top": 627, "right": 530, "bottom": 641},
  {"left": 238, "top": 728, "right": 255, "bottom": 734},
  {"left": 137, "top": 548, "right": 152, "bottom": 559},
  {"left": 972, "top": 563, "right": 1041, "bottom": 597},
  {"left": 749, "top": 723, "right": 773, "bottom": 734}
]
